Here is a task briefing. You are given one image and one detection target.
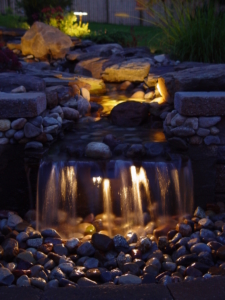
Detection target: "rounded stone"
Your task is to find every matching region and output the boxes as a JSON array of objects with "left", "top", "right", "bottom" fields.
[
  {"left": 176, "top": 223, "right": 192, "bottom": 237},
  {"left": 0, "top": 138, "right": 9, "bottom": 144},
  {"left": 194, "top": 207, "right": 206, "bottom": 219},
  {"left": 65, "top": 238, "right": 79, "bottom": 253},
  {"left": 190, "top": 243, "right": 211, "bottom": 254},
  {"left": 0, "top": 119, "right": 11, "bottom": 131},
  {"left": 14, "top": 130, "right": 24, "bottom": 140},
  {"left": 84, "top": 258, "right": 99, "bottom": 269},
  {"left": 77, "top": 242, "right": 95, "bottom": 257},
  {"left": 118, "top": 274, "right": 142, "bottom": 285},
  {"left": 7, "top": 214, "right": 23, "bottom": 228},
  {"left": 25, "top": 141, "right": 43, "bottom": 150},
  {"left": 16, "top": 275, "right": 30, "bottom": 287},
  {"left": 162, "top": 262, "right": 177, "bottom": 272},
  {"left": 11, "top": 118, "right": 27, "bottom": 130},
  {"left": 216, "top": 246, "right": 225, "bottom": 260},
  {"left": 85, "top": 142, "right": 112, "bottom": 159}
]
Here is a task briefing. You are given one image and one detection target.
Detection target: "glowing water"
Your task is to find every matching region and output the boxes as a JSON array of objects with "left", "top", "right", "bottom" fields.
[{"left": 36, "top": 159, "right": 194, "bottom": 236}]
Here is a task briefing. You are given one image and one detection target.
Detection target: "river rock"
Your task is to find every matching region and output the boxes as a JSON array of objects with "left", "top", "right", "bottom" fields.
[
  {"left": 81, "top": 88, "right": 90, "bottom": 101},
  {"left": 110, "top": 101, "right": 149, "bottom": 126},
  {"left": 194, "top": 207, "right": 206, "bottom": 219},
  {"left": 204, "top": 135, "right": 220, "bottom": 145},
  {"left": 26, "top": 238, "right": 43, "bottom": 248},
  {"left": 191, "top": 243, "right": 211, "bottom": 254},
  {"left": 185, "top": 266, "right": 202, "bottom": 278},
  {"left": 0, "top": 138, "right": 9, "bottom": 144},
  {"left": 171, "top": 127, "right": 195, "bottom": 137},
  {"left": 21, "top": 21, "right": 72, "bottom": 59},
  {"left": 77, "top": 97, "right": 91, "bottom": 116},
  {"left": 7, "top": 214, "right": 23, "bottom": 228},
  {"left": 77, "top": 242, "right": 95, "bottom": 257},
  {"left": 197, "top": 128, "right": 210, "bottom": 137},
  {"left": 25, "top": 142, "right": 43, "bottom": 150},
  {"left": 216, "top": 246, "right": 225, "bottom": 260},
  {"left": 11, "top": 118, "right": 27, "bottom": 130},
  {"left": 126, "top": 144, "right": 145, "bottom": 158},
  {"left": 176, "top": 223, "right": 192, "bottom": 237},
  {"left": 84, "top": 258, "right": 99, "bottom": 269},
  {"left": 77, "top": 277, "right": 97, "bottom": 286},
  {"left": 85, "top": 142, "right": 112, "bottom": 159},
  {"left": 2, "top": 238, "right": 19, "bottom": 260},
  {"left": 24, "top": 123, "right": 42, "bottom": 138},
  {"left": 92, "top": 233, "right": 113, "bottom": 251},
  {"left": 17, "top": 275, "right": 30, "bottom": 287},
  {"left": 0, "top": 119, "right": 10, "bottom": 131},
  {"left": 43, "top": 117, "right": 58, "bottom": 127},
  {"left": 118, "top": 274, "right": 142, "bottom": 285},
  {"left": 0, "top": 267, "right": 15, "bottom": 285},
  {"left": 199, "top": 116, "right": 221, "bottom": 128},
  {"left": 61, "top": 107, "right": 79, "bottom": 121},
  {"left": 65, "top": 238, "right": 79, "bottom": 253},
  {"left": 31, "top": 277, "right": 46, "bottom": 290}
]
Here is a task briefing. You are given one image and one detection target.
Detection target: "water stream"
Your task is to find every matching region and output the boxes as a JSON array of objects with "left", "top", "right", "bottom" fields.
[{"left": 36, "top": 159, "right": 194, "bottom": 237}]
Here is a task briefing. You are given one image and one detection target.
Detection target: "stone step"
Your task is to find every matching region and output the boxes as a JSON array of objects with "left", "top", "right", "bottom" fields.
[
  {"left": 0, "top": 92, "right": 46, "bottom": 118},
  {"left": 174, "top": 92, "right": 225, "bottom": 116}
]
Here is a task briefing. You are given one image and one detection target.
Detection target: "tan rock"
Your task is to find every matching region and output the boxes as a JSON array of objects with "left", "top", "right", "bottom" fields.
[
  {"left": 0, "top": 119, "right": 11, "bottom": 131},
  {"left": 21, "top": 22, "right": 72, "bottom": 59}
]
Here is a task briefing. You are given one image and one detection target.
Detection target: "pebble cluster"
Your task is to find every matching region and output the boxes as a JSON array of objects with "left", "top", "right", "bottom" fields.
[
  {"left": 163, "top": 110, "right": 221, "bottom": 148},
  {"left": 1, "top": 203, "right": 225, "bottom": 289},
  {"left": 0, "top": 86, "right": 92, "bottom": 149}
]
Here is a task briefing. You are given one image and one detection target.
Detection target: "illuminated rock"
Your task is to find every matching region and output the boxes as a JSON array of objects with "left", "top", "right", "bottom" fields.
[{"left": 21, "top": 22, "right": 72, "bottom": 59}]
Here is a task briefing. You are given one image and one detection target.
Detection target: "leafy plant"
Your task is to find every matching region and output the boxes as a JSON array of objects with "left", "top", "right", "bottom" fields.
[
  {"left": 0, "top": 46, "right": 21, "bottom": 72},
  {"left": 136, "top": 0, "right": 225, "bottom": 63},
  {"left": 0, "top": 10, "right": 29, "bottom": 29},
  {"left": 16, "top": 0, "right": 72, "bottom": 25}
]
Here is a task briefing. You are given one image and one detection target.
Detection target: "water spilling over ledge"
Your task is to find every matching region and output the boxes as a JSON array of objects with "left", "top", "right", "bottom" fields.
[{"left": 37, "top": 159, "right": 194, "bottom": 238}]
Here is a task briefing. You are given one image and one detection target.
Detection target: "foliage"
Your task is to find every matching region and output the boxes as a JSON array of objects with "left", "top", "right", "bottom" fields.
[
  {"left": 85, "top": 23, "right": 161, "bottom": 49},
  {"left": 16, "top": 0, "right": 72, "bottom": 25},
  {"left": 0, "top": 10, "right": 29, "bottom": 29},
  {"left": 136, "top": 0, "right": 225, "bottom": 62},
  {"left": 0, "top": 46, "right": 21, "bottom": 72},
  {"left": 42, "top": 6, "right": 64, "bottom": 28},
  {"left": 48, "top": 12, "right": 90, "bottom": 37}
]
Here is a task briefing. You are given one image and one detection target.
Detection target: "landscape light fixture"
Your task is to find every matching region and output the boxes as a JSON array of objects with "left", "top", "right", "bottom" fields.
[{"left": 74, "top": 12, "right": 88, "bottom": 25}]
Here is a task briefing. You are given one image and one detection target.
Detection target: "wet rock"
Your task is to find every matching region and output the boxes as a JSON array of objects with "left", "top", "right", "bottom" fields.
[
  {"left": 17, "top": 251, "right": 35, "bottom": 264},
  {"left": 191, "top": 262, "right": 209, "bottom": 274},
  {"left": 204, "top": 135, "right": 220, "bottom": 145},
  {"left": 77, "top": 242, "right": 95, "bottom": 257},
  {"left": 61, "top": 107, "right": 79, "bottom": 121},
  {"left": 84, "top": 258, "right": 99, "bottom": 269},
  {"left": 200, "top": 229, "right": 215, "bottom": 240},
  {"left": 208, "top": 266, "right": 225, "bottom": 276},
  {"left": 17, "top": 275, "right": 30, "bottom": 287},
  {"left": 2, "top": 238, "right": 19, "bottom": 260},
  {"left": 7, "top": 214, "right": 23, "bottom": 228},
  {"left": 162, "top": 262, "right": 176, "bottom": 272},
  {"left": 113, "top": 235, "right": 129, "bottom": 252},
  {"left": 126, "top": 144, "right": 145, "bottom": 158},
  {"left": 77, "top": 277, "right": 98, "bottom": 286},
  {"left": 92, "top": 233, "right": 113, "bottom": 252},
  {"left": 191, "top": 243, "right": 211, "bottom": 254},
  {"left": 198, "top": 218, "right": 214, "bottom": 229},
  {"left": 103, "top": 134, "right": 120, "bottom": 150},
  {"left": 110, "top": 101, "right": 149, "bottom": 127},
  {"left": 38, "top": 243, "right": 53, "bottom": 254},
  {"left": 85, "top": 142, "right": 112, "bottom": 159},
  {"left": 0, "top": 267, "right": 15, "bottom": 285},
  {"left": 43, "top": 117, "right": 58, "bottom": 127},
  {"left": 24, "top": 123, "right": 42, "bottom": 138},
  {"left": 11, "top": 118, "right": 27, "bottom": 130},
  {"left": 113, "top": 143, "right": 130, "bottom": 156},
  {"left": 176, "top": 223, "right": 192, "bottom": 237},
  {"left": 49, "top": 267, "right": 66, "bottom": 281},
  {"left": 216, "top": 246, "right": 225, "bottom": 260},
  {"left": 45, "top": 237, "right": 62, "bottom": 245},
  {"left": 58, "top": 263, "right": 74, "bottom": 275},
  {"left": 185, "top": 266, "right": 202, "bottom": 278},
  {"left": 176, "top": 254, "right": 198, "bottom": 266},
  {"left": 170, "top": 233, "right": 182, "bottom": 244},
  {"left": 69, "top": 268, "right": 85, "bottom": 282},
  {"left": 29, "top": 116, "right": 43, "bottom": 127},
  {"left": 53, "top": 244, "right": 68, "bottom": 256},
  {"left": 122, "top": 262, "right": 140, "bottom": 276},
  {"left": 198, "top": 252, "right": 214, "bottom": 266},
  {"left": 65, "top": 238, "right": 79, "bottom": 253},
  {"left": 77, "top": 97, "right": 91, "bottom": 116},
  {"left": 194, "top": 207, "right": 206, "bottom": 219},
  {"left": 172, "top": 246, "right": 187, "bottom": 262},
  {"left": 47, "top": 279, "right": 59, "bottom": 288},
  {"left": 118, "top": 274, "right": 142, "bottom": 285},
  {"left": 31, "top": 277, "right": 46, "bottom": 290},
  {"left": 159, "top": 275, "right": 172, "bottom": 285},
  {"left": 25, "top": 142, "right": 43, "bottom": 150},
  {"left": 27, "top": 238, "right": 43, "bottom": 248},
  {"left": 101, "top": 270, "right": 112, "bottom": 283},
  {"left": 144, "top": 142, "right": 164, "bottom": 157},
  {"left": 199, "top": 116, "right": 221, "bottom": 128}
]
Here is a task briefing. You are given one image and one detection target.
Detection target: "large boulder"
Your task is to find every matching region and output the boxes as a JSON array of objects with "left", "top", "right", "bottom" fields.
[
  {"left": 21, "top": 22, "right": 72, "bottom": 59},
  {"left": 110, "top": 101, "right": 149, "bottom": 126},
  {"left": 102, "top": 58, "right": 150, "bottom": 82},
  {"left": 158, "top": 64, "right": 225, "bottom": 103}
]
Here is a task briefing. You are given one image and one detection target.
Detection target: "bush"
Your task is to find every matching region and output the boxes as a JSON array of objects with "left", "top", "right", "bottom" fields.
[
  {"left": 137, "top": 0, "right": 225, "bottom": 63},
  {"left": 16, "top": 0, "right": 72, "bottom": 25},
  {"left": 0, "top": 9, "right": 29, "bottom": 29},
  {"left": 0, "top": 46, "right": 21, "bottom": 72},
  {"left": 48, "top": 12, "right": 90, "bottom": 37}
]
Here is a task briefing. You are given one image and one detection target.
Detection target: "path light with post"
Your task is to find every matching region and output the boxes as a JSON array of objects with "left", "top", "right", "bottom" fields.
[{"left": 74, "top": 11, "right": 88, "bottom": 26}]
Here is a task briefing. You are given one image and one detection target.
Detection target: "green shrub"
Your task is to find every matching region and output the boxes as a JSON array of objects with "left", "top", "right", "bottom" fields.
[
  {"left": 0, "top": 10, "right": 29, "bottom": 29},
  {"left": 16, "top": 0, "right": 72, "bottom": 25},
  {"left": 49, "top": 12, "right": 90, "bottom": 37},
  {"left": 137, "top": 0, "right": 225, "bottom": 63}
]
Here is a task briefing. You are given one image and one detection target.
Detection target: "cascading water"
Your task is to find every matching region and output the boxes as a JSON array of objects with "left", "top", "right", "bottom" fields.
[{"left": 36, "top": 159, "right": 194, "bottom": 237}]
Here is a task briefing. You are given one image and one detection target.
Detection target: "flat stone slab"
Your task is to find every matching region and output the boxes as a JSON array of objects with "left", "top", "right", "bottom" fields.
[
  {"left": 102, "top": 58, "right": 150, "bottom": 82},
  {"left": 0, "top": 74, "right": 46, "bottom": 92},
  {"left": 0, "top": 92, "right": 46, "bottom": 118},
  {"left": 168, "top": 277, "right": 225, "bottom": 300},
  {"left": 174, "top": 92, "right": 225, "bottom": 116}
]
